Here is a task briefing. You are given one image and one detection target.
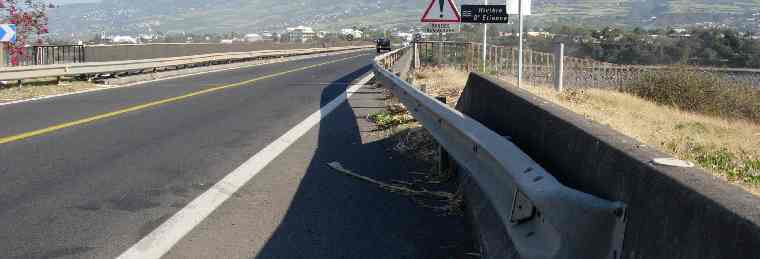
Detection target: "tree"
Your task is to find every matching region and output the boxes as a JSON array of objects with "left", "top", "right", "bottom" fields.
[{"left": 0, "top": 0, "right": 52, "bottom": 65}]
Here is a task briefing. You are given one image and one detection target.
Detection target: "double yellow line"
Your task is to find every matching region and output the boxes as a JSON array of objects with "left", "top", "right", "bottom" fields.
[{"left": 0, "top": 53, "right": 368, "bottom": 145}]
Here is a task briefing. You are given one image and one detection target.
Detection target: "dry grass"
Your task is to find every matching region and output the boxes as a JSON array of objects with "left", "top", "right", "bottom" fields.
[
  {"left": 0, "top": 78, "right": 101, "bottom": 103},
  {"left": 414, "top": 66, "right": 468, "bottom": 107},
  {"left": 626, "top": 68, "right": 760, "bottom": 123},
  {"left": 414, "top": 66, "right": 760, "bottom": 193}
]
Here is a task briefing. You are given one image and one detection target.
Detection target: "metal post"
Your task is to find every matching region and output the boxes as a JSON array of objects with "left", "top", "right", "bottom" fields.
[
  {"left": 483, "top": 0, "right": 488, "bottom": 71},
  {"left": 517, "top": 0, "right": 524, "bottom": 88},
  {"left": 0, "top": 43, "right": 5, "bottom": 67},
  {"left": 554, "top": 43, "right": 564, "bottom": 92},
  {"left": 414, "top": 43, "right": 421, "bottom": 69}
]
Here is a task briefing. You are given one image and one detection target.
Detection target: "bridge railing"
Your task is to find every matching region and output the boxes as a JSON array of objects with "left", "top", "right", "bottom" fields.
[
  {"left": 374, "top": 45, "right": 628, "bottom": 259},
  {"left": 0, "top": 45, "right": 371, "bottom": 82},
  {"left": 4, "top": 45, "right": 87, "bottom": 67}
]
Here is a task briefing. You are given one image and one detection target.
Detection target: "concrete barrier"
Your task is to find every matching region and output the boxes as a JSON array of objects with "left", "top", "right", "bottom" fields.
[
  {"left": 100, "top": 48, "right": 368, "bottom": 85},
  {"left": 84, "top": 41, "right": 369, "bottom": 62},
  {"left": 454, "top": 72, "right": 760, "bottom": 258}
]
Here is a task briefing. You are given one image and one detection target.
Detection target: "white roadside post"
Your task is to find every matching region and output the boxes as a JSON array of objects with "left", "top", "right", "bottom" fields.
[
  {"left": 483, "top": 0, "right": 488, "bottom": 71},
  {"left": 554, "top": 43, "right": 564, "bottom": 92},
  {"left": 517, "top": 0, "right": 523, "bottom": 88},
  {"left": 507, "top": 0, "right": 529, "bottom": 88}
]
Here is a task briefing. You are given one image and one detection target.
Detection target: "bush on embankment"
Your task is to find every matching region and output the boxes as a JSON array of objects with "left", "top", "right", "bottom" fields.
[{"left": 625, "top": 68, "right": 760, "bottom": 123}]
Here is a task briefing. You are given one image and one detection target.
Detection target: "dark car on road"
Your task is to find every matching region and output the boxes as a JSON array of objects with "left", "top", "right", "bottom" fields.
[{"left": 376, "top": 38, "right": 391, "bottom": 53}]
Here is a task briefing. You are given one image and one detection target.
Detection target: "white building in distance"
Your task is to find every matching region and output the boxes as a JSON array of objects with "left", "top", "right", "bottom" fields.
[
  {"left": 341, "top": 28, "right": 363, "bottom": 41},
  {"left": 111, "top": 35, "right": 138, "bottom": 44},
  {"left": 287, "top": 26, "right": 316, "bottom": 43},
  {"left": 244, "top": 33, "right": 263, "bottom": 42}
]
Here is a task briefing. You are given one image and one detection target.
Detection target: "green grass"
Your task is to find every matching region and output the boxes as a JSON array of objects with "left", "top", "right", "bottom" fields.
[
  {"left": 688, "top": 145, "right": 760, "bottom": 185},
  {"left": 369, "top": 110, "right": 415, "bottom": 130}
]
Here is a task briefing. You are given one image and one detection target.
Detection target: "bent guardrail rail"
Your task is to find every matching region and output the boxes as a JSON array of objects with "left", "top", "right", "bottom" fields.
[
  {"left": 373, "top": 46, "right": 628, "bottom": 259},
  {"left": 0, "top": 46, "right": 371, "bottom": 81}
]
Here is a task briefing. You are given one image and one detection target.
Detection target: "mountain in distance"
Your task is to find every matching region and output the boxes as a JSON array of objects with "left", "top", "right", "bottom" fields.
[
  {"left": 50, "top": 0, "right": 100, "bottom": 4},
  {"left": 47, "top": 0, "right": 760, "bottom": 39}
]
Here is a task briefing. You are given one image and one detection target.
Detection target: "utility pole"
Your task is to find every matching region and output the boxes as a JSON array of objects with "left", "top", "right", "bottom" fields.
[
  {"left": 483, "top": 0, "right": 488, "bottom": 70},
  {"left": 517, "top": 0, "right": 524, "bottom": 88}
]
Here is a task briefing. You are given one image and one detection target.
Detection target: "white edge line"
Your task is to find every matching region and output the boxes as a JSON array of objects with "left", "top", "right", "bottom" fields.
[
  {"left": 0, "top": 49, "right": 368, "bottom": 108},
  {"left": 116, "top": 73, "right": 374, "bottom": 259}
]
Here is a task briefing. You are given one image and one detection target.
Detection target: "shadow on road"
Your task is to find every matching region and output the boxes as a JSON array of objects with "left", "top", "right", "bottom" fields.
[{"left": 254, "top": 66, "right": 471, "bottom": 258}]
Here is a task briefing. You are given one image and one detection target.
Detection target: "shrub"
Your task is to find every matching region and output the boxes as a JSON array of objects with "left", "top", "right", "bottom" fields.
[{"left": 625, "top": 67, "right": 760, "bottom": 123}]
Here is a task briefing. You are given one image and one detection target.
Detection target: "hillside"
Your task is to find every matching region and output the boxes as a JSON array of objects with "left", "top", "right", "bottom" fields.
[{"left": 47, "top": 0, "right": 760, "bottom": 38}]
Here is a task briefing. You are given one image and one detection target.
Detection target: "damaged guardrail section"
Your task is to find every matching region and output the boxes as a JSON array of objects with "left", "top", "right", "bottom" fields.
[
  {"left": 0, "top": 46, "right": 371, "bottom": 81},
  {"left": 374, "top": 47, "right": 628, "bottom": 259}
]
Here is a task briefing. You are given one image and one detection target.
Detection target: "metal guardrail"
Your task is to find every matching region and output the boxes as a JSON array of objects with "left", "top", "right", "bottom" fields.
[
  {"left": 0, "top": 46, "right": 371, "bottom": 81},
  {"left": 374, "top": 46, "right": 628, "bottom": 259}
]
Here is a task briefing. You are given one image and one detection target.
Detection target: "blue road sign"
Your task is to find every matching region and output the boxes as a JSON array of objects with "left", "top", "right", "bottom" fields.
[{"left": 0, "top": 24, "right": 17, "bottom": 43}]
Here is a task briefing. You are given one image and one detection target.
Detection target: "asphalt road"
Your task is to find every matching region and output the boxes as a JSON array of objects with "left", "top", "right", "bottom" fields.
[{"left": 0, "top": 51, "right": 469, "bottom": 258}]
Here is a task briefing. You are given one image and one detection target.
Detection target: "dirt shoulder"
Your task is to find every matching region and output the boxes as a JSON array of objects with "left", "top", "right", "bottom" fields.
[{"left": 0, "top": 78, "right": 103, "bottom": 104}]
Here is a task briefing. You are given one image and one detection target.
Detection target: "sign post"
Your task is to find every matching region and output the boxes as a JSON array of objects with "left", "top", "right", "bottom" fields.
[
  {"left": 421, "top": 0, "right": 462, "bottom": 65},
  {"left": 518, "top": 0, "right": 523, "bottom": 87},
  {"left": 482, "top": 0, "right": 487, "bottom": 71},
  {"left": 0, "top": 24, "right": 17, "bottom": 68},
  {"left": 460, "top": 5, "right": 509, "bottom": 23},
  {"left": 424, "top": 23, "right": 460, "bottom": 34},
  {"left": 460, "top": 4, "right": 509, "bottom": 70},
  {"left": 0, "top": 24, "right": 16, "bottom": 44},
  {"left": 421, "top": 0, "right": 462, "bottom": 26},
  {"left": 507, "top": 0, "right": 531, "bottom": 88}
]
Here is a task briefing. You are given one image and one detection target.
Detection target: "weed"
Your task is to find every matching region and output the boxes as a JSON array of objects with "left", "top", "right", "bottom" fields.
[
  {"left": 368, "top": 110, "right": 415, "bottom": 129},
  {"left": 559, "top": 88, "right": 588, "bottom": 104}
]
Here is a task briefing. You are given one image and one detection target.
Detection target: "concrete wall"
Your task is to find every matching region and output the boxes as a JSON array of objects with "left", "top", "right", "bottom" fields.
[
  {"left": 84, "top": 41, "right": 369, "bottom": 62},
  {"left": 454, "top": 73, "right": 760, "bottom": 258}
]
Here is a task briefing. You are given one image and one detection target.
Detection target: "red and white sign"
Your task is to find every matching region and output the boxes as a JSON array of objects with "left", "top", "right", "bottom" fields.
[{"left": 421, "top": 0, "right": 461, "bottom": 23}]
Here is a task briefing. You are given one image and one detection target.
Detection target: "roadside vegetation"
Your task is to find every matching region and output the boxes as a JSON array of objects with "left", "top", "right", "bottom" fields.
[
  {"left": 415, "top": 66, "right": 760, "bottom": 194},
  {"left": 470, "top": 26, "right": 760, "bottom": 69},
  {"left": 0, "top": 78, "right": 100, "bottom": 103},
  {"left": 625, "top": 68, "right": 760, "bottom": 123},
  {"left": 357, "top": 83, "right": 467, "bottom": 217},
  {"left": 367, "top": 106, "right": 414, "bottom": 130}
]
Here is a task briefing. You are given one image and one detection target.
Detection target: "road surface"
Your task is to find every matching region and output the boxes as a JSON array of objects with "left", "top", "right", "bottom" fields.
[{"left": 0, "top": 51, "right": 470, "bottom": 258}]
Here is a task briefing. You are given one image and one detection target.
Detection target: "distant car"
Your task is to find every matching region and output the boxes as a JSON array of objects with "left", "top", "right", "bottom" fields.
[{"left": 376, "top": 38, "right": 391, "bottom": 53}]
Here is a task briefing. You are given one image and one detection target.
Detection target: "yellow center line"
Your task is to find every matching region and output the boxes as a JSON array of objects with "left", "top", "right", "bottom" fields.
[{"left": 0, "top": 53, "right": 369, "bottom": 145}]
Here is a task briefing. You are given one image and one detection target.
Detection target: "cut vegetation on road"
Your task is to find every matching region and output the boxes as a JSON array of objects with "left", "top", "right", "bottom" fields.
[
  {"left": 415, "top": 66, "right": 760, "bottom": 194},
  {"left": 0, "top": 77, "right": 101, "bottom": 104},
  {"left": 349, "top": 81, "right": 468, "bottom": 217}
]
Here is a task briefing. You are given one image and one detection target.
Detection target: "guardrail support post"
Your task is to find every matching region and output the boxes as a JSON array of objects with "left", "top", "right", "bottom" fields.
[
  {"left": 435, "top": 96, "right": 457, "bottom": 179},
  {"left": 554, "top": 43, "right": 565, "bottom": 92}
]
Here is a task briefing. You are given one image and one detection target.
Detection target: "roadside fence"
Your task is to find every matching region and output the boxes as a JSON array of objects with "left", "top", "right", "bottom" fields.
[{"left": 416, "top": 41, "right": 760, "bottom": 90}]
